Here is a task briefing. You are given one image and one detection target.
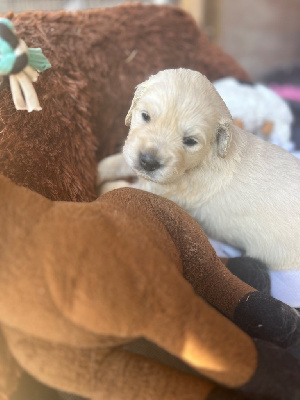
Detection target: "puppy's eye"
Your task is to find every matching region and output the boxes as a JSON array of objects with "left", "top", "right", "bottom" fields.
[
  {"left": 141, "top": 112, "right": 151, "bottom": 122},
  {"left": 183, "top": 137, "right": 198, "bottom": 146}
]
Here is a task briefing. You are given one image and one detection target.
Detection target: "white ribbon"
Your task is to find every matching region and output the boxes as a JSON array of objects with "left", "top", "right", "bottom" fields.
[
  {"left": 7, "top": 40, "right": 42, "bottom": 112},
  {"left": 9, "top": 65, "right": 41, "bottom": 112}
]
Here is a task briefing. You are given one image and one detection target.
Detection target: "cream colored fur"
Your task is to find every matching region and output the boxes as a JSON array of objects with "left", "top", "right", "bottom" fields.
[{"left": 98, "top": 69, "right": 300, "bottom": 271}]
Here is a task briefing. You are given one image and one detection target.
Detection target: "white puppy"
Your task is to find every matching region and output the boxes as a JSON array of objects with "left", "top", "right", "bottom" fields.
[{"left": 98, "top": 69, "right": 300, "bottom": 277}]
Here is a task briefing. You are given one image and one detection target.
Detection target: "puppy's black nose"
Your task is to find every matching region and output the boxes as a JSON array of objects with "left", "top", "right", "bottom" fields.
[{"left": 139, "top": 152, "right": 161, "bottom": 172}]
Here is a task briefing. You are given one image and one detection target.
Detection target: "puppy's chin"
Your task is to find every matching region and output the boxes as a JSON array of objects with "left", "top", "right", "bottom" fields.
[{"left": 135, "top": 166, "right": 183, "bottom": 185}]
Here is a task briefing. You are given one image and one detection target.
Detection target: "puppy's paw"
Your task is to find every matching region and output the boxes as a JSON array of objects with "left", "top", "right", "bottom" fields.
[
  {"left": 97, "top": 153, "right": 136, "bottom": 184},
  {"left": 98, "top": 180, "right": 130, "bottom": 195},
  {"left": 97, "top": 155, "right": 119, "bottom": 185}
]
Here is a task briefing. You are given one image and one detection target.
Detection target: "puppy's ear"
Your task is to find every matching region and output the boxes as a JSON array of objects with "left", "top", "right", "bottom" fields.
[
  {"left": 216, "top": 120, "right": 232, "bottom": 158},
  {"left": 125, "top": 81, "right": 149, "bottom": 127}
]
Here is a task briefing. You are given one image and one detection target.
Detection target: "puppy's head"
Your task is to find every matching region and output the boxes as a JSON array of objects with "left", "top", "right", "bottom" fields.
[{"left": 123, "top": 69, "right": 233, "bottom": 184}]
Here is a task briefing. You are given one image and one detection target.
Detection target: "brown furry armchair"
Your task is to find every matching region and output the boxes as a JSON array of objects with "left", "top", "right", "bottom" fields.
[{"left": 0, "top": 4, "right": 299, "bottom": 400}]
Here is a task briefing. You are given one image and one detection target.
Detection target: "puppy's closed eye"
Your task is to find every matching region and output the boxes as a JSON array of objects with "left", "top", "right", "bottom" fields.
[
  {"left": 183, "top": 137, "right": 198, "bottom": 147},
  {"left": 141, "top": 111, "right": 151, "bottom": 122}
]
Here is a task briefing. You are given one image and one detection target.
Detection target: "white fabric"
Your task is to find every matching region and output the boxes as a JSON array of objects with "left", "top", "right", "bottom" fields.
[
  {"left": 209, "top": 236, "right": 300, "bottom": 308},
  {"left": 270, "top": 270, "right": 300, "bottom": 308},
  {"left": 208, "top": 238, "right": 242, "bottom": 258}
]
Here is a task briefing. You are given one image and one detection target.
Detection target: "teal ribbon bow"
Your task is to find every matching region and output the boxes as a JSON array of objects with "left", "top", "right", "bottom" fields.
[{"left": 0, "top": 17, "right": 51, "bottom": 76}]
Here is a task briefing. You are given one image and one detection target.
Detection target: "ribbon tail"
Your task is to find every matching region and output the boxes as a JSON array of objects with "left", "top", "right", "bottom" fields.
[
  {"left": 17, "top": 72, "right": 42, "bottom": 112},
  {"left": 28, "top": 48, "right": 51, "bottom": 72},
  {"left": 23, "top": 65, "right": 39, "bottom": 82},
  {"left": 9, "top": 75, "right": 27, "bottom": 110},
  {"left": 9, "top": 69, "right": 42, "bottom": 112}
]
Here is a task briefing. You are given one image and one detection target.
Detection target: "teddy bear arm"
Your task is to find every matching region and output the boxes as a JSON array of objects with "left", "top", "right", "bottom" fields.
[
  {"left": 0, "top": 328, "right": 22, "bottom": 400},
  {"left": 3, "top": 326, "right": 219, "bottom": 400}
]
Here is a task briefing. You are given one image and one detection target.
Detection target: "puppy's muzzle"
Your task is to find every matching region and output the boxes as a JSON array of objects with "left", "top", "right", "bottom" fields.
[{"left": 139, "top": 152, "right": 162, "bottom": 172}]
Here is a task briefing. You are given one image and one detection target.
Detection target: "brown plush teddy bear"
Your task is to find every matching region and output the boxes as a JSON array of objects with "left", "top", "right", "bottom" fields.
[
  {"left": 0, "top": 3, "right": 249, "bottom": 202},
  {"left": 0, "top": 4, "right": 299, "bottom": 400}
]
